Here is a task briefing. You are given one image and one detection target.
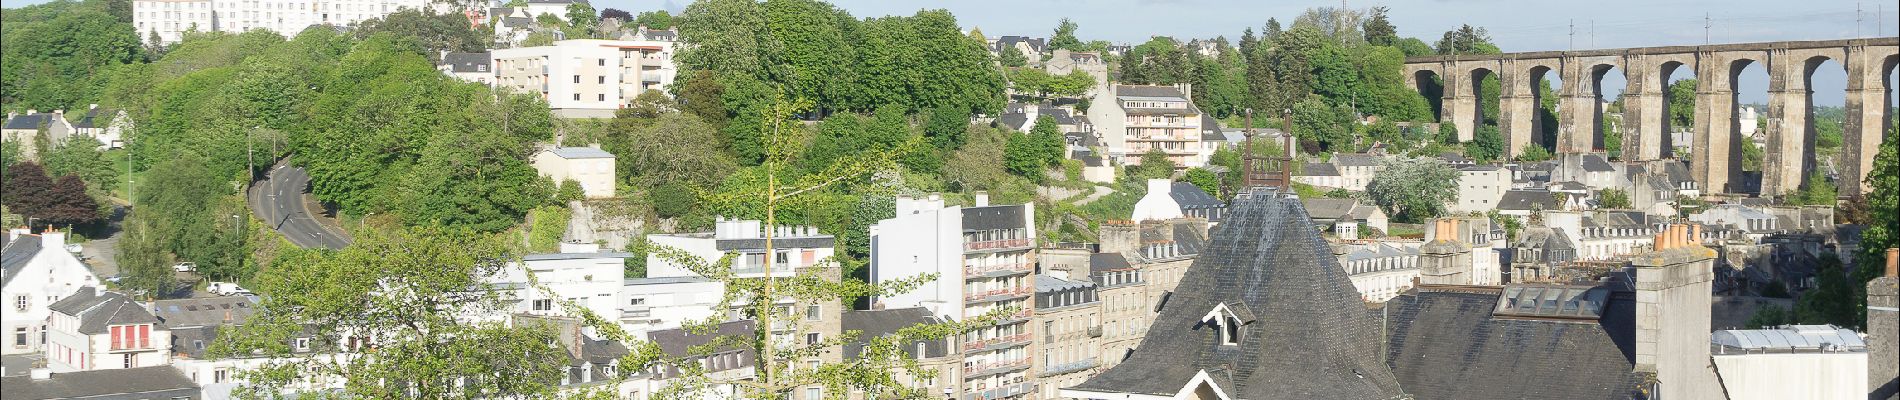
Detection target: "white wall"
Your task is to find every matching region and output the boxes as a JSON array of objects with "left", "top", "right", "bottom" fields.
[
  {"left": 1455, "top": 168, "right": 1511, "bottom": 213},
  {"left": 490, "top": 253, "right": 629, "bottom": 321},
  {"left": 618, "top": 278, "right": 724, "bottom": 337},
  {"left": 869, "top": 199, "right": 964, "bottom": 320},
  {"left": 1713, "top": 352, "right": 1867, "bottom": 400},
  {"left": 2, "top": 232, "right": 99, "bottom": 356}
]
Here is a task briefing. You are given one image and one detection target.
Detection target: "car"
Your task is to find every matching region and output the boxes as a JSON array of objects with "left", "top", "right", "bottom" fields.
[
  {"left": 172, "top": 262, "right": 198, "bottom": 272},
  {"left": 64, "top": 244, "right": 83, "bottom": 253},
  {"left": 208, "top": 282, "right": 252, "bottom": 296}
]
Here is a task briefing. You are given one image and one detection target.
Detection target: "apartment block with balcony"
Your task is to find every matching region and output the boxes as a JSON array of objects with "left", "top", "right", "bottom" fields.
[
  {"left": 1086, "top": 84, "right": 1205, "bottom": 168},
  {"left": 488, "top": 241, "right": 632, "bottom": 322},
  {"left": 1032, "top": 275, "right": 1100, "bottom": 400},
  {"left": 133, "top": 0, "right": 432, "bottom": 45},
  {"left": 490, "top": 39, "right": 677, "bottom": 118},
  {"left": 43, "top": 288, "right": 171, "bottom": 372},
  {"left": 869, "top": 193, "right": 1038, "bottom": 400}
]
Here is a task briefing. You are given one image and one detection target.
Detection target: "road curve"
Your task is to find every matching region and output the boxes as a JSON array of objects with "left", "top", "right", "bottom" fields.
[{"left": 248, "top": 161, "right": 350, "bottom": 250}]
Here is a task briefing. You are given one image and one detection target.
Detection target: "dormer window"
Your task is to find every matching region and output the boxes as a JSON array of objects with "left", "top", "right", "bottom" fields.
[{"left": 1202, "top": 302, "right": 1255, "bottom": 346}]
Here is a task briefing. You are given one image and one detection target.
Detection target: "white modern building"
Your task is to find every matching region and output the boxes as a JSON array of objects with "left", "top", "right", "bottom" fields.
[
  {"left": 1711, "top": 324, "right": 1867, "bottom": 400},
  {"left": 531, "top": 146, "right": 616, "bottom": 198},
  {"left": 44, "top": 289, "right": 172, "bottom": 372},
  {"left": 2, "top": 229, "right": 100, "bottom": 356},
  {"left": 133, "top": 0, "right": 433, "bottom": 44},
  {"left": 1453, "top": 165, "right": 1511, "bottom": 213},
  {"left": 617, "top": 276, "right": 723, "bottom": 337},
  {"left": 490, "top": 242, "right": 633, "bottom": 321},
  {"left": 868, "top": 193, "right": 1037, "bottom": 399},
  {"left": 490, "top": 39, "right": 678, "bottom": 118},
  {"left": 645, "top": 218, "right": 836, "bottom": 280}
]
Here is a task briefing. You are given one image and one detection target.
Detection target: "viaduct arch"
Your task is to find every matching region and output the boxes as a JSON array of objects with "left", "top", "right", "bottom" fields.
[{"left": 1404, "top": 37, "right": 1898, "bottom": 197}]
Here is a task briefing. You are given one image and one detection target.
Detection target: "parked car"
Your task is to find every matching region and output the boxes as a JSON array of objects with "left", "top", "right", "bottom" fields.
[
  {"left": 208, "top": 282, "right": 252, "bottom": 296},
  {"left": 64, "top": 244, "right": 83, "bottom": 253},
  {"left": 172, "top": 262, "right": 198, "bottom": 272}
]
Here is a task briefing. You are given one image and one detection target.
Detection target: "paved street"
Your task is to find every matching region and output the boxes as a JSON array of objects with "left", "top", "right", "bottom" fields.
[{"left": 249, "top": 161, "right": 350, "bottom": 250}]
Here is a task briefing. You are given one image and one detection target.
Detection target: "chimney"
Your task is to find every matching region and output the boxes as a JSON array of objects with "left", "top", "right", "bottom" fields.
[
  {"left": 1630, "top": 223, "right": 1723, "bottom": 397},
  {"left": 1418, "top": 219, "right": 1472, "bottom": 285},
  {"left": 974, "top": 191, "right": 989, "bottom": 207},
  {"left": 7, "top": 227, "right": 27, "bottom": 241},
  {"left": 40, "top": 229, "right": 65, "bottom": 251},
  {"left": 1887, "top": 248, "right": 1898, "bottom": 278}
]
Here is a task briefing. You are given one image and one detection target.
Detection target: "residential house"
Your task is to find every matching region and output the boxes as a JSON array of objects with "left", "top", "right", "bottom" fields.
[
  {"left": 491, "top": 38, "right": 677, "bottom": 118},
  {"left": 647, "top": 218, "right": 835, "bottom": 280},
  {"left": 1508, "top": 161, "right": 1556, "bottom": 189},
  {"left": 990, "top": 36, "right": 1046, "bottom": 60},
  {"left": 869, "top": 194, "right": 1037, "bottom": 399},
  {"left": 1070, "top": 148, "right": 1114, "bottom": 183},
  {"left": 154, "top": 295, "right": 317, "bottom": 396},
  {"left": 1453, "top": 164, "right": 1511, "bottom": 213},
  {"left": 1167, "top": 181, "right": 1227, "bottom": 223},
  {"left": 1503, "top": 226, "right": 1577, "bottom": 283},
  {"left": 999, "top": 103, "right": 1087, "bottom": 134},
  {"left": 840, "top": 307, "right": 959, "bottom": 399},
  {"left": 43, "top": 289, "right": 171, "bottom": 372},
  {"left": 633, "top": 321, "right": 758, "bottom": 399},
  {"left": 1690, "top": 204, "right": 1780, "bottom": 236},
  {"left": 521, "top": 0, "right": 586, "bottom": 22},
  {"left": 1087, "top": 84, "right": 1205, "bottom": 168},
  {"left": 1301, "top": 198, "right": 1389, "bottom": 234},
  {"left": 1571, "top": 211, "right": 1660, "bottom": 261},
  {"left": 532, "top": 147, "right": 616, "bottom": 198},
  {"left": 1043, "top": 49, "right": 1108, "bottom": 97},
  {"left": 69, "top": 105, "right": 130, "bottom": 149},
  {"left": 3, "top": 110, "right": 75, "bottom": 159},
  {"left": 439, "top": 52, "right": 494, "bottom": 85},
  {"left": 491, "top": 242, "right": 632, "bottom": 321},
  {"left": 3, "top": 229, "right": 100, "bottom": 356},
  {"left": 1553, "top": 153, "right": 1621, "bottom": 190},
  {"left": 1331, "top": 153, "right": 1388, "bottom": 192},
  {"left": 617, "top": 276, "right": 722, "bottom": 338},
  {"left": 0, "top": 366, "right": 199, "bottom": 399},
  {"left": 1032, "top": 275, "right": 1100, "bottom": 400},
  {"left": 1337, "top": 241, "right": 1421, "bottom": 303},
  {"left": 1494, "top": 189, "right": 1569, "bottom": 217},
  {"left": 1292, "top": 162, "right": 1345, "bottom": 191}
]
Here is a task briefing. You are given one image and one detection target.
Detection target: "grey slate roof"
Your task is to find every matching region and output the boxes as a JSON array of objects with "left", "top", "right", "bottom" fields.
[
  {"left": 1333, "top": 153, "right": 1384, "bottom": 167},
  {"left": 1497, "top": 190, "right": 1562, "bottom": 211},
  {"left": 547, "top": 147, "right": 614, "bottom": 159},
  {"left": 152, "top": 296, "right": 257, "bottom": 328},
  {"left": 1301, "top": 198, "right": 1361, "bottom": 220},
  {"left": 1114, "top": 85, "right": 1188, "bottom": 100},
  {"left": 1297, "top": 162, "right": 1340, "bottom": 177},
  {"left": 841, "top": 307, "right": 951, "bottom": 359},
  {"left": 1169, "top": 182, "right": 1224, "bottom": 210},
  {"left": 1089, "top": 253, "right": 1132, "bottom": 275},
  {"left": 441, "top": 52, "right": 491, "bottom": 73},
  {"left": 0, "top": 366, "right": 199, "bottom": 400},
  {"left": 3, "top": 113, "right": 52, "bottom": 130},
  {"left": 1069, "top": 188, "right": 1405, "bottom": 399},
  {"left": 48, "top": 289, "right": 160, "bottom": 335},
  {"left": 962, "top": 204, "right": 1027, "bottom": 231},
  {"left": 1, "top": 235, "right": 45, "bottom": 287},
  {"left": 1581, "top": 154, "right": 1615, "bottom": 172},
  {"left": 1383, "top": 288, "right": 1643, "bottom": 400},
  {"left": 72, "top": 108, "right": 118, "bottom": 129}
]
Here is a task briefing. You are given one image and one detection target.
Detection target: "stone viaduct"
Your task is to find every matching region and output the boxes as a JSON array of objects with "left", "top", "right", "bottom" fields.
[{"left": 1404, "top": 37, "right": 1897, "bottom": 197}]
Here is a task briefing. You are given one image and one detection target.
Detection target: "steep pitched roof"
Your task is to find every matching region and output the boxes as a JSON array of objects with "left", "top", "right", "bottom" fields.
[
  {"left": 1302, "top": 198, "right": 1361, "bottom": 220},
  {"left": 842, "top": 307, "right": 951, "bottom": 359},
  {"left": 1169, "top": 182, "right": 1224, "bottom": 210},
  {"left": 3, "top": 113, "right": 51, "bottom": 130},
  {"left": 1497, "top": 190, "right": 1563, "bottom": 211},
  {"left": 441, "top": 52, "right": 491, "bottom": 73},
  {"left": 962, "top": 204, "right": 1027, "bottom": 231},
  {"left": 72, "top": 107, "right": 119, "bottom": 129},
  {"left": 1383, "top": 287, "right": 1642, "bottom": 400},
  {"left": 1581, "top": 154, "right": 1616, "bottom": 172},
  {"left": 1, "top": 235, "right": 45, "bottom": 287},
  {"left": 1333, "top": 153, "right": 1384, "bottom": 167},
  {"left": 1068, "top": 188, "right": 1405, "bottom": 399}
]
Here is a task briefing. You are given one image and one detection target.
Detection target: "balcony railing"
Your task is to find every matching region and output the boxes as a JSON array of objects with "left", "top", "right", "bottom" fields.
[
  {"left": 961, "top": 358, "right": 1031, "bottom": 377},
  {"left": 964, "top": 381, "right": 1037, "bottom": 400},
  {"left": 964, "top": 262, "right": 1032, "bottom": 277},
  {"left": 962, "top": 332, "right": 1032, "bottom": 352},
  {"left": 964, "top": 286, "right": 1033, "bottom": 303},
  {"left": 964, "top": 238, "right": 1032, "bottom": 252},
  {"left": 1039, "top": 359, "right": 1100, "bottom": 376}
]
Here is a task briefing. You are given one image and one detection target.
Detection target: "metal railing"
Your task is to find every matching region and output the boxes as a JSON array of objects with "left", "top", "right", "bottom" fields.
[
  {"left": 964, "top": 286, "right": 1033, "bottom": 303},
  {"left": 965, "top": 238, "right": 1032, "bottom": 252},
  {"left": 962, "top": 332, "right": 1032, "bottom": 352},
  {"left": 965, "top": 262, "right": 1033, "bottom": 277}
]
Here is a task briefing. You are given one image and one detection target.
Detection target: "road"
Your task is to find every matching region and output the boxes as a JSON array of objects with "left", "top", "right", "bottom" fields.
[{"left": 249, "top": 161, "right": 350, "bottom": 250}]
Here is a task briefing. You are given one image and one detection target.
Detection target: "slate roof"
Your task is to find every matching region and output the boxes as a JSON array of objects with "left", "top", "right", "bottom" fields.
[
  {"left": 48, "top": 289, "right": 160, "bottom": 334},
  {"left": 1169, "top": 182, "right": 1224, "bottom": 210},
  {"left": 441, "top": 52, "right": 491, "bottom": 73},
  {"left": 153, "top": 296, "right": 257, "bottom": 328},
  {"left": 1297, "top": 162, "right": 1340, "bottom": 177},
  {"left": 547, "top": 147, "right": 614, "bottom": 159},
  {"left": 1497, "top": 190, "right": 1562, "bottom": 211},
  {"left": 1114, "top": 85, "right": 1189, "bottom": 100},
  {"left": 994, "top": 36, "right": 1045, "bottom": 54},
  {"left": 842, "top": 307, "right": 950, "bottom": 359},
  {"left": 1581, "top": 154, "right": 1616, "bottom": 172},
  {"left": 0, "top": 366, "right": 199, "bottom": 400},
  {"left": 1383, "top": 287, "right": 1643, "bottom": 400},
  {"left": 1333, "top": 154, "right": 1384, "bottom": 167},
  {"left": 501, "top": 16, "right": 534, "bottom": 28},
  {"left": 1302, "top": 198, "right": 1361, "bottom": 220},
  {"left": 72, "top": 107, "right": 118, "bottom": 129},
  {"left": 2, "top": 113, "right": 51, "bottom": 130},
  {"left": 648, "top": 320, "right": 753, "bottom": 357},
  {"left": 962, "top": 204, "right": 1027, "bottom": 231},
  {"left": 1, "top": 235, "right": 45, "bottom": 287},
  {"left": 1072, "top": 148, "right": 1105, "bottom": 167},
  {"left": 1068, "top": 188, "right": 1405, "bottom": 399},
  {"left": 1089, "top": 253, "right": 1132, "bottom": 275}
]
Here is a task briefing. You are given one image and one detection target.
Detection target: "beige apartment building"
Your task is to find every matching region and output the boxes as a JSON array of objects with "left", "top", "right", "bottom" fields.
[
  {"left": 1031, "top": 275, "right": 1101, "bottom": 399},
  {"left": 491, "top": 39, "right": 676, "bottom": 118},
  {"left": 1086, "top": 84, "right": 1206, "bottom": 168}
]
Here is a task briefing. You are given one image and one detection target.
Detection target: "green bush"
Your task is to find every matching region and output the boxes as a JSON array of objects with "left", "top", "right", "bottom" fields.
[
  {"left": 555, "top": 179, "right": 586, "bottom": 204},
  {"left": 527, "top": 206, "right": 571, "bottom": 253},
  {"left": 651, "top": 182, "right": 697, "bottom": 219}
]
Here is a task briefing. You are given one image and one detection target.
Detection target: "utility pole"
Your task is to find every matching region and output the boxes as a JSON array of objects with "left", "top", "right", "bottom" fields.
[
  {"left": 1704, "top": 13, "right": 1711, "bottom": 45},
  {"left": 1590, "top": 20, "right": 1595, "bottom": 49},
  {"left": 1568, "top": 19, "right": 1575, "bottom": 52},
  {"left": 1857, "top": 2, "right": 1863, "bottom": 38}
]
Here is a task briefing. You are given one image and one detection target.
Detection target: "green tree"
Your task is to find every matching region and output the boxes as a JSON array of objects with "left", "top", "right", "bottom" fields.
[
  {"left": 1, "top": 0, "right": 142, "bottom": 111},
  {"left": 566, "top": 2, "right": 599, "bottom": 32},
  {"left": 1465, "top": 125, "right": 1505, "bottom": 163},
  {"left": 1791, "top": 252, "right": 1859, "bottom": 327},
  {"left": 39, "top": 137, "right": 118, "bottom": 193},
  {"left": 605, "top": 112, "right": 739, "bottom": 188},
  {"left": 675, "top": 0, "right": 779, "bottom": 81},
  {"left": 677, "top": 71, "right": 729, "bottom": 127},
  {"left": 1597, "top": 188, "right": 1632, "bottom": 209},
  {"left": 634, "top": 10, "right": 675, "bottom": 28},
  {"left": 1784, "top": 169, "right": 1837, "bottom": 206},
  {"left": 998, "top": 43, "right": 1028, "bottom": 67},
  {"left": 1741, "top": 142, "right": 1764, "bottom": 171},
  {"left": 1184, "top": 167, "right": 1220, "bottom": 198},
  {"left": 1516, "top": 142, "right": 1553, "bottom": 162},
  {"left": 114, "top": 214, "right": 175, "bottom": 298},
  {"left": 1049, "top": 18, "right": 1082, "bottom": 51},
  {"left": 1745, "top": 304, "right": 1789, "bottom": 329},
  {"left": 1365, "top": 157, "right": 1459, "bottom": 223},
  {"left": 651, "top": 181, "right": 698, "bottom": 218},
  {"left": 1437, "top": 123, "right": 1460, "bottom": 145},
  {"left": 1667, "top": 79, "right": 1697, "bottom": 130},
  {"left": 764, "top": 0, "right": 859, "bottom": 111},
  {"left": 354, "top": 9, "right": 488, "bottom": 59},
  {"left": 926, "top": 104, "right": 970, "bottom": 149},
  {"left": 1434, "top": 24, "right": 1499, "bottom": 55},
  {"left": 212, "top": 225, "right": 573, "bottom": 398},
  {"left": 1361, "top": 6, "right": 1397, "bottom": 46},
  {"left": 1129, "top": 148, "right": 1177, "bottom": 180},
  {"left": 945, "top": 124, "right": 1013, "bottom": 191}
]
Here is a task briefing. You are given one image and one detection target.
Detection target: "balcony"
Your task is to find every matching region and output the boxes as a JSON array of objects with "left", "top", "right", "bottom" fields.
[
  {"left": 964, "top": 262, "right": 1032, "bottom": 278},
  {"left": 1039, "top": 359, "right": 1099, "bottom": 376},
  {"left": 964, "top": 381, "right": 1036, "bottom": 400},
  {"left": 964, "top": 238, "right": 1032, "bottom": 253},
  {"left": 964, "top": 286, "right": 1033, "bottom": 303},
  {"left": 962, "top": 332, "right": 1032, "bottom": 353},
  {"left": 620, "top": 307, "right": 651, "bottom": 319},
  {"left": 962, "top": 358, "right": 1031, "bottom": 378}
]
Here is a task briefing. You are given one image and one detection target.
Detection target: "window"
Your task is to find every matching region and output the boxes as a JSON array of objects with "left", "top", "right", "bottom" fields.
[
  {"left": 597, "top": 58, "right": 605, "bottom": 66},
  {"left": 1223, "top": 316, "right": 1241, "bottom": 345},
  {"left": 533, "top": 299, "right": 553, "bottom": 311},
  {"left": 294, "top": 338, "right": 311, "bottom": 352},
  {"left": 573, "top": 93, "right": 581, "bottom": 101},
  {"left": 12, "top": 327, "right": 23, "bottom": 347},
  {"left": 598, "top": 94, "right": 606, "bottom": 101},
  {"left": 598, "top": 76, "right": 606, "bottom": 84},
  {"left": 124, "top": 353, "right": 135, "bottom": 368},
  {"left": 805, "top": 387, "right": 821, "bottom": 399},
  {"left": 805, "top": 304, "right": 820, "bottom": 321},
  {"left": 629, "top": 298, "right": 646, "bottom": 306},
  {"left": 214, "top": 368, "right": 229, "bottom": 383},
  {"left": 805, "top": 333, "right": 820, "bottom": 345},
  {"left": 14, "top": 295, "right": 25, "bottom": 311},
  {"left": 572, "top": 75, "right": 580, "bottom": 83}
]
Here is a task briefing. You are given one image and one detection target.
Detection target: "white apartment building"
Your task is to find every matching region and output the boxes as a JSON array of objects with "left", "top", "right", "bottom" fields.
[
  {"left": 490, "top": 39, "right": 677, "bottom": 118},
  {"left": 44, "top": 289, "right": 172, "bottom": 372},
  {"left": 645, "top": 218, "right": 835, "bottom": 280},
  {"left": 1454, "top": 165, "right": 1512, "bottom": 213},
  {"left": 133, "top": 0, "right": 431, "bottom": 44},
  {"left": 1086, "top": 84, "right": 1205, "bottom": 168},
  {"left": 1339, "top": 241, "right": 1421, "bottom": 303},
  {"left": 3, "top": 229, "right": 100, "bottom": 356},
  {"left": 490, "top": 242, "right": 632, "bottom": 321},
  {"left": 869, "top": 194, "right": 1038, "bottom": 399},
  {"left": 617, "top": 276, "right": 723, "bottom": 338}
]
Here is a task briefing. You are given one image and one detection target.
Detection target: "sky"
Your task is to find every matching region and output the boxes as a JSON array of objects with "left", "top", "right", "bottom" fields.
[{"left": 4, "top": 0, "right": 1894, "bottom": 105}]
